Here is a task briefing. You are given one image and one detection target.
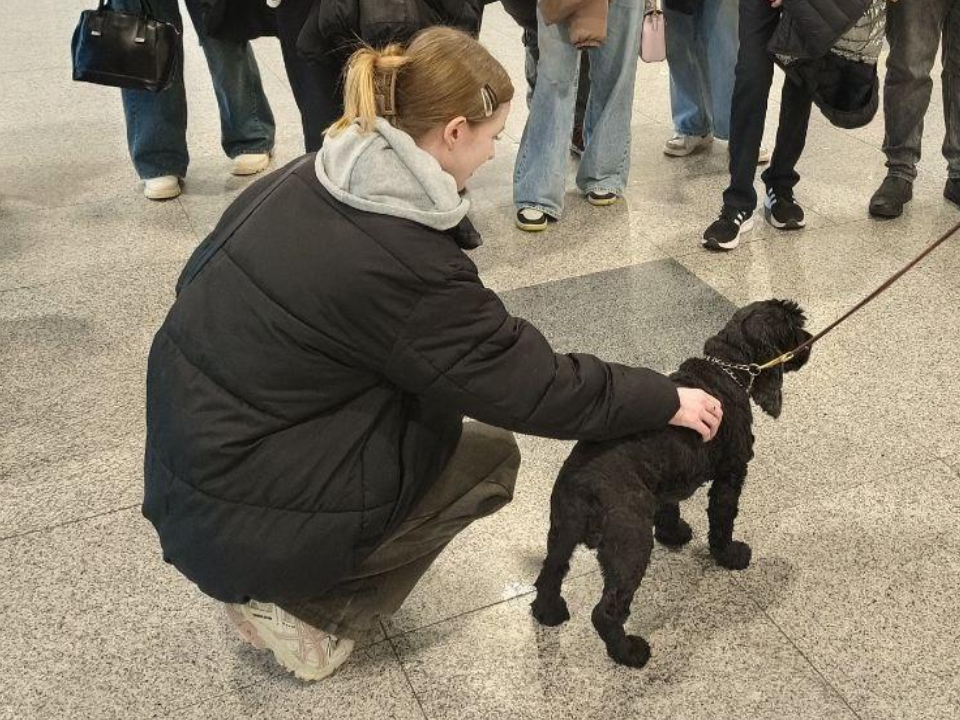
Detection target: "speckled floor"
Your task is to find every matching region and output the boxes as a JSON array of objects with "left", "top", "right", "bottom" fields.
[{"left": 3, "top": 3, "right": 959, "bottom": 719}]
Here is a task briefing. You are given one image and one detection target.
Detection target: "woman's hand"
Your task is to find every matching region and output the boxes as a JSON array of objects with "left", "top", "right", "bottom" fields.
[
  {"left": 669, "top": 388, "right": 723, "bottom": 442},
  {"left": 770, "top": 0, "right": 784, "bottom": 7}
]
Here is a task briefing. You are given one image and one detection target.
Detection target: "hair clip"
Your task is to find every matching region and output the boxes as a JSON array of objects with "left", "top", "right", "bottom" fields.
[
  {"left": 480, "top": 84, "right": 498, "bottom": 118},
  {"left": 375, "top": 68, "right": 399, "bottom": 117}
]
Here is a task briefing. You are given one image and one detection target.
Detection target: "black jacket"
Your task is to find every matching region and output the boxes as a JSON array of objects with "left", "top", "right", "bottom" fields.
[
  {"left": 768, "top": 0, "right": 872, "bottom": 61},
  {"left": 143, "top": 155, "right": 681, "bottom": 604},
  {"left": 297, "top": 0, "right": 485, "bottom": 61}
]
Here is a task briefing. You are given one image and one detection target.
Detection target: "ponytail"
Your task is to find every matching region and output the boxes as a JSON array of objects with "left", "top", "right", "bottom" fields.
[{"left": 327, "top": 27, "right": 514, "bottom": 139}]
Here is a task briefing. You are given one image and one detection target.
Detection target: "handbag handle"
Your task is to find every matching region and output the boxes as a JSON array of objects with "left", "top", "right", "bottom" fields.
[
  {"left": 96, "top": 0, "right": 157, "bottom": 18},
  {"left": 93, "top": 0, "right": 158, "bottom": 44}
]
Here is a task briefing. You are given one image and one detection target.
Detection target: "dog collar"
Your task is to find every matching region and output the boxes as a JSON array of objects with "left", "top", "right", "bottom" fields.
[{"left": 703, "top": 356, "right": 761, "bottom": 393}]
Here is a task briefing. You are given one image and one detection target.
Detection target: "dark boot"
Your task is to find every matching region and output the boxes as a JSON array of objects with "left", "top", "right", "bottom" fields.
[
  {"left": 946, "top": 178, "right": 960, "bottom": 208},
  {"left": 869, "top": 176, "right": 914, "bottom": 218}
]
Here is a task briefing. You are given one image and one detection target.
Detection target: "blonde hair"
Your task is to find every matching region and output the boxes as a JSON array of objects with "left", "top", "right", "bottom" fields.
[{"left": 328, "top": 26, "right": 514, "bottom": 138}]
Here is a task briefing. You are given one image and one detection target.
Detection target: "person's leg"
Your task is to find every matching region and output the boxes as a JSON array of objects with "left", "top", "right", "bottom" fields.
[
  {"left": 184, "top": 0, "right": 275, "bottom": 159},
  {"left": 575, "top": 0, "right": 643, "bottom": 197},
  {"left": 942, "top": 0, "right": 960, "bottom": 183},
  {"left": 282, "top": 423, "right": 521, "bottom": 638},
  {"left": 275, "top": 0, "right": 345, "bottom": 152},
  {"left": 574, "top": 51, "right": 591, "bottom": 130},
  {"left": 116, "top": 0, "right": 188, "bottom": 179},
  {"left": 760, "top": 76, "right": 813, "bottom": 193},
  {"left": 700, "top": 0, "right": 739, "bottom": 142},
  {"left": 721, "top": 0, "right": 780, "bottom": 213},
  {"left": 665, "top": 5, "right": 711, "bottom": 138},
  {"left": 882, "top": 0, "right": 948, "bottom": 182},
  {"left": 514, "top": 8, "right": 581, "bottom": 219}
]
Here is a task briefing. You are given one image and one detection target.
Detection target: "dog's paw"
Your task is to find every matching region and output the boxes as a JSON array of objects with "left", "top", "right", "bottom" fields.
[
  {"left": 608, "top": 635, "right": 651, "bottom": 669},
  {"left": 655, "top": 518, "right": 693, "bottom": 547},
  {"left": 713, "top": 540, "right": 752, "bottom": 570},
  {"left": 531, "top": 596, "right": 570, "bottom": 627}
]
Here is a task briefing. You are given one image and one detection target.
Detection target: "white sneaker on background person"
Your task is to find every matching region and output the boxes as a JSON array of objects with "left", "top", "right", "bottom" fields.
[
  {"left": 664, "top": 133, "right": 714, "bottom": 157},
  {"left": 231, "top": 151, "right": 273, "bottom": 176},
  {"left": 143, "top": 175, "right": 182, "bottom": 201}
]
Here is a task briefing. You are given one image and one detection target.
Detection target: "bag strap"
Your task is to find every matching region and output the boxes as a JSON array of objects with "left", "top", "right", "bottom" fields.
[{"left": 176, "top": 155, "right": 313, "bottom": 295}]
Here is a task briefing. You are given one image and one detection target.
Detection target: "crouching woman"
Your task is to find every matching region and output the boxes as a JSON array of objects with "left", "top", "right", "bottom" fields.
[{"left": 143, "top": 27, "right": 722, "bottom": 682}]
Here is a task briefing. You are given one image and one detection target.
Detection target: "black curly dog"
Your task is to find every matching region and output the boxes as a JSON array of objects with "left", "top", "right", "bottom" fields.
[{"left": 531, "top": 299, "right": 812, "bottom": 668}]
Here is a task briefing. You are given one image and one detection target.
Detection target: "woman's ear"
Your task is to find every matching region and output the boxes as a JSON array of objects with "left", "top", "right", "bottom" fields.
[{"left": 442, "top": 116, "right": 469, "bottom": 149}]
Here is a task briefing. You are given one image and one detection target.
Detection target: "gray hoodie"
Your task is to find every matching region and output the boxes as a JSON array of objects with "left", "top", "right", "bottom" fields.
[{"left": 315, "top": 118, "right": 470, "bottom": 232}]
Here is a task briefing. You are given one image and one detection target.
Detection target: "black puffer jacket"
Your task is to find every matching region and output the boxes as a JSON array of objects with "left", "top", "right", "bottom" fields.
[
  {"left": 768, "top": 0, "right": 872, "bottom": 61},
  {"left": 298, "top": 0, "right": 485, "bottom": 61},
  {"left": 143, "top": 155, "right": 680, "bottom": 605}
]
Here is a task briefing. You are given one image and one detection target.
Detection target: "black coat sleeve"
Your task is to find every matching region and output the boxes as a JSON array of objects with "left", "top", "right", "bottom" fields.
[{"left": 383, "top": 262, "right": 680, "bottom": 441}]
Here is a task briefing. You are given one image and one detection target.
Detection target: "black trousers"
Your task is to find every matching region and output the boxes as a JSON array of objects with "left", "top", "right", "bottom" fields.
[
  {"left": 275, "top": 0, "right": 344, "bottom": 152},
  {"left": 723, "top": 0, "right": 813, "bottom": 211}
]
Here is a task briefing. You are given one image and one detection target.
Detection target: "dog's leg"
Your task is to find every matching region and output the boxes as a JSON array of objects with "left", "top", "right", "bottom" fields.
[
  {"left": 591, "top": 502, "right": 655, "bottom": 668},
  {"left": 531, "top": 494, "right": 585, "bottom": 627},
  {"left": 707, "top": 470, "right": 752, "bottom": 570},
  {"left": 654, "top": 502, "right": 693, "bottom": 547}
]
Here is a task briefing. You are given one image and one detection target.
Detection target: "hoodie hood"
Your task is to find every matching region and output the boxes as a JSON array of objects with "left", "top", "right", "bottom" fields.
[{"left": 315, "top": 118, "right": 470, "bottom": 232}]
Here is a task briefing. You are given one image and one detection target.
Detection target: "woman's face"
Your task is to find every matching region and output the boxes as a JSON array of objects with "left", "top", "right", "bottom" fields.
[{"left": 424, "top": 103, "right": 511, "bottom": 192}]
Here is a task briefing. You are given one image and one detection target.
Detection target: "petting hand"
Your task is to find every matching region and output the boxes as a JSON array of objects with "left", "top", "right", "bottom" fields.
[
  {"left": 669, "top": 388, "right": 723, "bottom": 442},
  {"left": 770, "top": 0, "right": 784, "bottom": 7}
]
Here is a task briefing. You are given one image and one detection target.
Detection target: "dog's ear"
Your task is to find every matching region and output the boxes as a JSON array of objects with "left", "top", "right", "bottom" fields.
[{"left": 751, "top": 365, "right": 784, "bottom": 418}]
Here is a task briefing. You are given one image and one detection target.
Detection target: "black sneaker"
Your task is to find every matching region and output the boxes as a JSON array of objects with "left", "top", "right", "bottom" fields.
[
  {"left": 945, "top": 178, "right": 960, "bottom": 208},
  {"left": 702, "top": 206, "right": 754, "bottom": 252},
  {"left": 869, "top": 175, "right": 913, "bottom": 218},
  {"left": 763, "top": 187, "right": 806, "bottom": 229}
]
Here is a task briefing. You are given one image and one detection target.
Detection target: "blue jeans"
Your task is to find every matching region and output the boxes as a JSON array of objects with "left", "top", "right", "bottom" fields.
[
  {"left": 116, "top": 0, "right": 275, "bottom": 179},
  {"left": 664, "top": 0, "right": 738, "bottom": 141},
  {"left": 514, "top": 0, "right": 643, "bottom": 219}
]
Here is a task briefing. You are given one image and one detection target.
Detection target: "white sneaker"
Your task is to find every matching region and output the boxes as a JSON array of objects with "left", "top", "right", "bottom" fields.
[
  {"left": 143, "top": 175, "right": 181, "bottom": 200},
  {"left": 721, "top": 143, "right": 772, "bottom": 166},
  {"left": 224, "top": 601, "right": 355, "bottom": 682},
  {"left": 231, "top": 151, "right": 273, "bottom": 176},
  {"left": 664, "top": 133, "right": 714, "bottom": 157}
]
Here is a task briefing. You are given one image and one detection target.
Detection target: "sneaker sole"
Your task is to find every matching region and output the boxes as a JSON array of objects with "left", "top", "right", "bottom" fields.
[
  {"left": 227, "top": 606, "right": 349, "bottom": 682},
  {"left": 701, "top": 216, "right": 755, "bottom": 252},
  {"left": 231, "top": 158, "right": 272, "bottom": 176},
  {"left": 664, "top": 136, "right": 714, "bottom": 158},
  {"left": 763, "top": 197, "right": 806, "bottom": 230},
  {"left": 143, "top": 185, "right": 181, "bottom": 201},
  {"left": 516, "top": 218, "right": 549, "bottom": 232},
  {"left": 587, "top": 195, "right": 618, "bottom": 207}
]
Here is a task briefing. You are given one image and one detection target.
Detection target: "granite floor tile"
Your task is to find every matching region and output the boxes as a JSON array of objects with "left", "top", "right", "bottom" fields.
[
  {"left": 394, "top": 559, "right": 858, "bottom": 720},
  {"left": 0, "top": 199, "right": 198, "bottom": 290},
  {"left": 170, "top": 640, "right": 423, "bottom": 720},
  {"left": 0, "top": 507, "right": 387, "bottom": 719},
  {"left": 734, "top": 462, "right": 960, "bottom": 720}
]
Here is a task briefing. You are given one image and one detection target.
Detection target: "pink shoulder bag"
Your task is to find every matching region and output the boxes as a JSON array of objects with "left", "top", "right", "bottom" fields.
[{"left": 640, "top": 0, "right": 666, "bottom": 63}]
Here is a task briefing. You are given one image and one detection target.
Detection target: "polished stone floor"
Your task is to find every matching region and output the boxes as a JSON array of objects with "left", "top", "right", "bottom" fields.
[{"left": 2, "top": 3, "right": 959, "bottom": 719}]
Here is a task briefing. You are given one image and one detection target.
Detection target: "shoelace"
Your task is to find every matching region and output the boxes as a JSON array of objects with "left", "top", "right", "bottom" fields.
[{"left": 718, "top": 207, "right": 747, "bottom": 227}]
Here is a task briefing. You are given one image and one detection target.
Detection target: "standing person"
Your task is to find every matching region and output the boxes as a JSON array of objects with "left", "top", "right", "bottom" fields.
[
  {"left": 143, "top": 27, "right": 723, "bottom": 683},
  {"left": 662, "top": 0, "right": 770, "bottom": 163},
  {"left": 114, "top": 0, "right": 276, "bottom": 200},
  {"left": 868, "top": 0, "right": 960, "bottom": 217},
  {"left": 514, "top": 0, "right": 644, "bottom": 232},
  {"left": 500, "top": 0, "right": 591, "bottom": 154},
  {"left": 282, "top": 0, "right": 487, "bottom": 151},
  {"left": 701, "top": 0, "right": 870, "bottom": 252}
]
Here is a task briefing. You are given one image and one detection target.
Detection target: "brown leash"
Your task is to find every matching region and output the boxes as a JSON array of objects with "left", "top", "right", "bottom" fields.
[{"left": 757, "top": 217, "right": 960, "bottom": 372}]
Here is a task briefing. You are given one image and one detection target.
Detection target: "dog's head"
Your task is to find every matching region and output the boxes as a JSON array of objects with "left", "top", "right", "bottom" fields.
[{"left": 704, "top": 299, "right": 812, "bottom": 418}]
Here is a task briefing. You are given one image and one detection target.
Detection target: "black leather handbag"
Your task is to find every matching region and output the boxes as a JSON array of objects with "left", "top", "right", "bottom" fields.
[{"left": 71, "top": 0, "right": 181, "bottom": 92}]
